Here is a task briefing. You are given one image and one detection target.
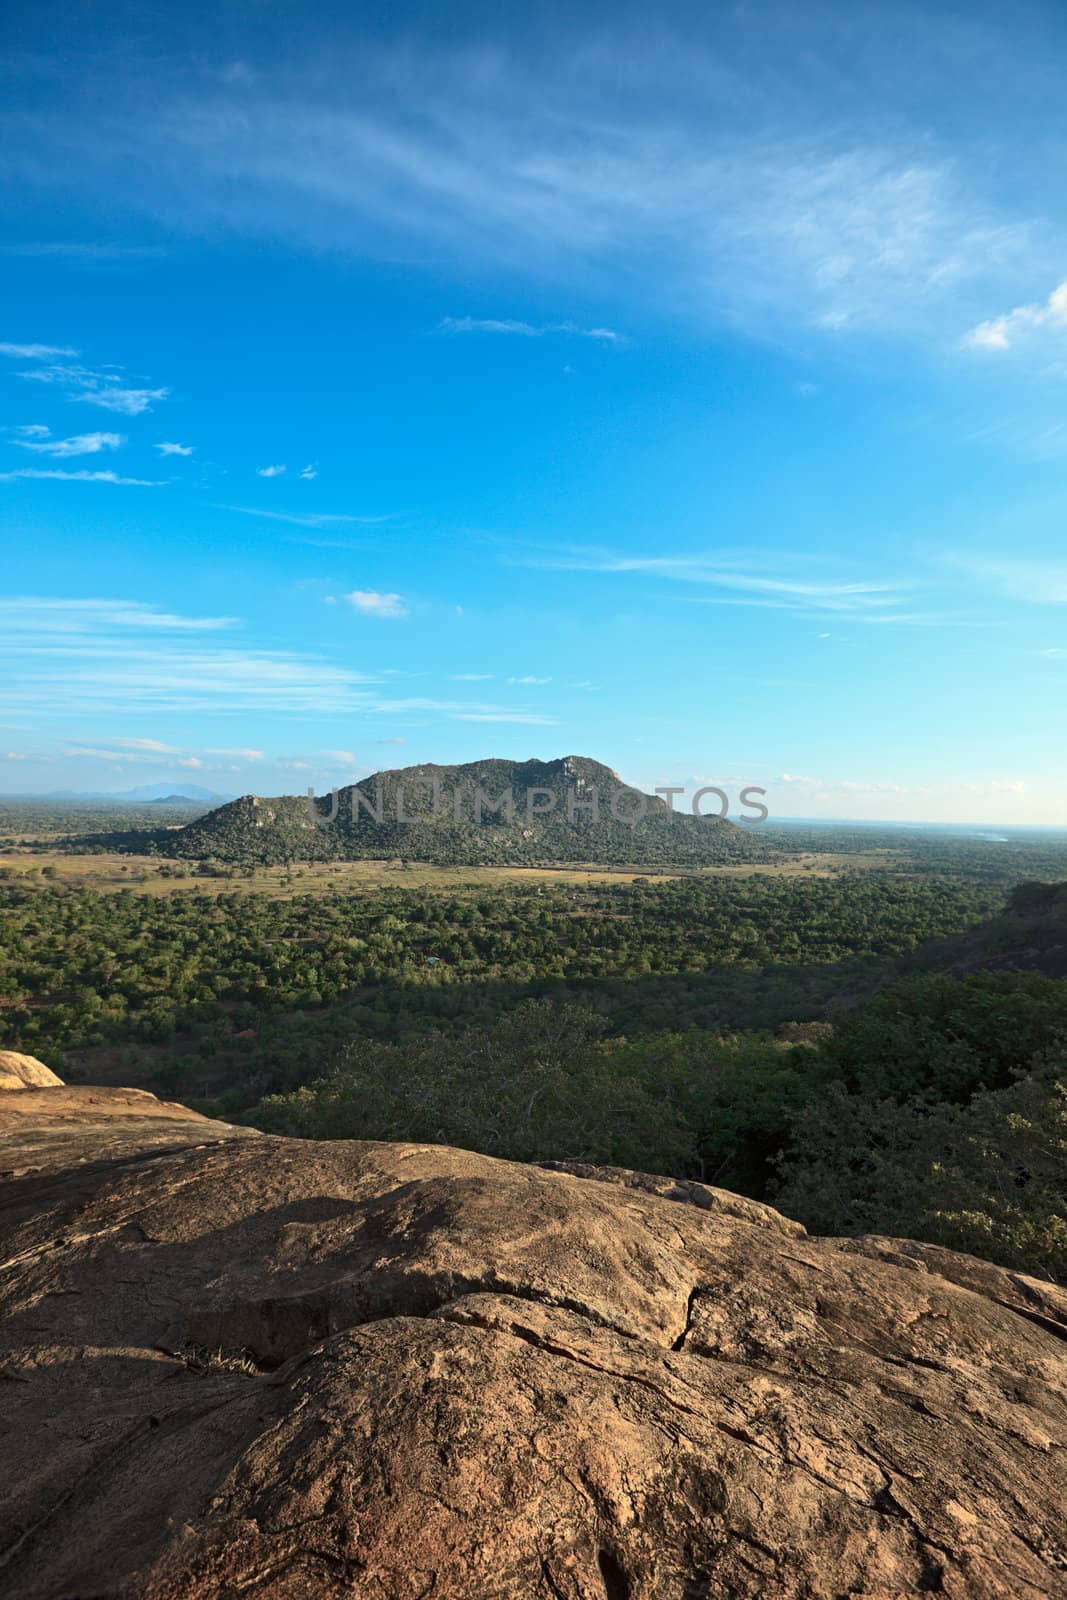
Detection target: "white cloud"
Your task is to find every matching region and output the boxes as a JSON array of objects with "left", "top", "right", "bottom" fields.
[
  {"left": 520, "top": 546, "right": 911, "bottom": 617},
  {"left": 220, "top": 504, "right": 392, "bottom": 528},
  {"left": 439, "top": 317, "right": 619, "bottom": 341},
  {"left": 451, "top": 672, "right": 494, "bottom": 681},
  {"left": 0, "top": 468, "right": 165, "bottom": 485},
  {"left": 507, "top": 674, "right": 552, "bottom": 685},
  {"left": 14, "top": 424, "right": 51, "bottom": 439},
  {"left": 0, "top": 341, "right": 78, "bottom": 359},
  {"left": 451, "top": 710, "right": 557, "bottom": 724},
  {"left": 177, "top": 756, "right": 203, "bottom": 769},
  {"left": 13, "top": 352, "right": 169, "bottom": 414},
  {"left": 257, "top": 463, "right": 286, "bottom": 477},
  {"left": 156, "top": 441, "right": 194, "bottom": 456},
  {"left": 346, "top": 589, "right": 408, "bottom": 618},
  {"left": 0, "top": 597, "right": 383, "bottom": 715},
  {"left": 321, "top": 748, "right": 358, "bottom": 764},
  {"left": 17, "top": 52, "right": 1032, "bottom": 343},
  {"left": 108, "top": 737, "right": 179, "bottom": 753},
  {"left": 206, "top": 746, "right": 265, "bottom": 760},
  {"left": 15, "top": 431, "right": 123, "bottom": 457},
  {"left": 0, "top": 598, "right": 236, "bottom": 632},
  {"left": 965, "top": 280, "right": 1067, "bottom": 351},
  {"left": 299, "top": 464, "right": 318, "bottom": 479},
  {"left": 77, "top": 385, "right": 168, "bottom": 415}
]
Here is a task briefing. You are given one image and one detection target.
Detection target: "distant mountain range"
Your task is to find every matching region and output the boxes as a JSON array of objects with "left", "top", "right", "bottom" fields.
[
  {"left": 142, "top": 756, "right": 776, "bottom": 867},
  {"left": 38, "top": 783, "right": 233, "bottom": 804}
]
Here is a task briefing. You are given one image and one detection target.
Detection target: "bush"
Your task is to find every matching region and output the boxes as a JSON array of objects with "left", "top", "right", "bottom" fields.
[
  {"left": 253, "top": 999, "right": 694, "bottom": 1174},
  {"left": 825, "top": 971, "right": 1067, "bottom": 1103}
]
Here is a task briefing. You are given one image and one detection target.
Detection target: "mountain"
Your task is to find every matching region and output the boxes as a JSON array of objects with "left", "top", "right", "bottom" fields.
[
  {"left": 146, "top": 792, "right": 221, "bottom": 805},
  {"left": 117, "top": 782, "right": 231, "bottom": 803},
  {"left": 1, "top": 1074, "right": 1063, "bottom": 1597},
  {"left": 40, "top": 783, "right": 231, "bottom": 803},
  {"left": 157, "top": 755, "right": 777, "bottom": 867}
]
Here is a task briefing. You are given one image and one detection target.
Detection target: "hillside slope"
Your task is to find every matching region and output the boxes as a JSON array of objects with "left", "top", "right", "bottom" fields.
[
  {"left": 914, "top": 878, "right": 1067, "bottom": 979},
  {"left": 0, "top": 1079, "right": 1064, "bottom": 1597},
  {"left": 158, "top": 755, "right": 777, "bottom": 866}
]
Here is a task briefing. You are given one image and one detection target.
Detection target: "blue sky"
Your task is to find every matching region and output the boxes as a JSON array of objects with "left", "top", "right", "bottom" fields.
[{"left": 4, "top": 0, "right": 1067, "bottom": 820}]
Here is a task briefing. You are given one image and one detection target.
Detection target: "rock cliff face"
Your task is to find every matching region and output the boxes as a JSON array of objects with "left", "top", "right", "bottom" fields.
[{"left": 0, "top": 1079, "right": 1064, "bottom": 1598}]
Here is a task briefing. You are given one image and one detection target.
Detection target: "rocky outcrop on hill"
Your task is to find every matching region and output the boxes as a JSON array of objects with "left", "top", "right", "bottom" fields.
[
  {"left": 0, "top": 1086, "right": 1064, "bottom": 1598},
  {"left": 120, "top": 755, "right": 775, "bottom": 867}
]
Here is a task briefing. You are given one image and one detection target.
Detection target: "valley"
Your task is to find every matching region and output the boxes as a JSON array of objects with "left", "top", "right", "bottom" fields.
[{"left": 3, "top": 785, "right": 1066, "bottom": 1286}]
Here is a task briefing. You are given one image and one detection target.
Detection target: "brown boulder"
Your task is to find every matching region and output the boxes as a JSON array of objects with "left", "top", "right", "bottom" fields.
[{"left": 0, "top": 1086, "right": 1064, "bottom": 1598}]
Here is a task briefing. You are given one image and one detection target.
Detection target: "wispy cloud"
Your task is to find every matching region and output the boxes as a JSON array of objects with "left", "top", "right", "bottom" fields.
[
  {"left": 0, "top": 597, "right": 381, "bottom": 715},
  {"left": 450, "top": 710, "right": 557, "bottom": 724},
  {"left": 0, "top": 600, "right": 561, "bottom": 725},
  {"left": 965, "top": 279, "right": 1067, "bottom": 351},
  {"left": 0, "top": 341, "right": 78, "bottom": 360},
  {"left": 951, "top": 554, "right": 1067, "bottom": 604},
  {"left": 52, "top": 734, "right": 258, "bottom": 771},
  {"left": 257, "top": 463, "right": 286, "bottom": 477},
  {"left": 775, "top": 772, "right": 1026, "bottom": 801},
  {"left": 219, "top": 504, "right": 393, "bottom": 529},
  {"left": 0, "top": 242, "right": 165, "bottom": 262},
  {"left": 439, "top": 317, "right": 619, "bottom": 341},
  {"left": 10, "top": 349, "right": 169, "bottom": 414},
  {"left": 346, "top": 589, "right": 408, "bottom": 618},
  {"left": 107, "top": 736, "right": 180, "bottom": 753},
  {"left": 0, "top": 598, "right": 236, "bottom": 631},
  {"left": 77, "top": 385, "right": 168, "bottom": 415},
  {"left": 451, "top": 672, "right": 494, "bottom": 681},
  {"left": 299, "top": 463, "right": 317, "bottom": 480},
  {"left": 1, "top": 42, "right": 1036, "bottom": 344},
  {"left": 508, "top": 674, "right": 552, "bottom": 685},
  {"left": 518, "top": 546, "right": 912, "bottom": 617},
  {"left": 156, "top": 440, "right": 193, "bottom": 456},
  {"left": 14, "top": 430, "right": 124, "bottom": 457},
  {"left": 0, "top": 467, "right": 164, "bottom": 485}
]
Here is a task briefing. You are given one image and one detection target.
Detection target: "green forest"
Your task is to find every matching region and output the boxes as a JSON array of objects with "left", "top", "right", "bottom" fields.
[
  {"left": 3, "top": 803, "right": 1067, "bottom": 1282},
  {"left": 0, "top": 870, "right": 1003, "bottom": 1087}
]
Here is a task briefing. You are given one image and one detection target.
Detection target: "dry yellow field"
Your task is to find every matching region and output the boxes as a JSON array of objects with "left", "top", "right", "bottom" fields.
[{"left": 0, "top": 848, "right": 897, "bottom": 896}]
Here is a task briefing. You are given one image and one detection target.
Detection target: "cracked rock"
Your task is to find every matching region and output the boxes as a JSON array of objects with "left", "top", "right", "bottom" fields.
[{"left": 0, "top": 1086, "right": 1065, "bottom": 1598}]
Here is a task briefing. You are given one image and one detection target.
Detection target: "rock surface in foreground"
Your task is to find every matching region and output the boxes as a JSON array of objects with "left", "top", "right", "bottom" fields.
[{"left": 0, "top": 1087, "right": 1064, "bottom": 1598}]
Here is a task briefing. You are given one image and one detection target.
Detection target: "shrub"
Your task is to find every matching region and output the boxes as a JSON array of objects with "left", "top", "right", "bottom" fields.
[{"left": 253, "top": 999, "right": 694, "bottom": 1175}]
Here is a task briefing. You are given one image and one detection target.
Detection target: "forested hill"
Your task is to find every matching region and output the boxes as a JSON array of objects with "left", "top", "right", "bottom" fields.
[
  {"left": 149, "top": 755, "right": 777, "bottom": 867},
  {"left": 911, "top": 878, "right": 1067, "bottom": 979}
]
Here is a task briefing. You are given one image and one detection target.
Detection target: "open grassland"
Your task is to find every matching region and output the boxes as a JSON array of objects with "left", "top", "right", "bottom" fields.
[{"left": 0, "top": 847, "right": 899, "bottom": 896}]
